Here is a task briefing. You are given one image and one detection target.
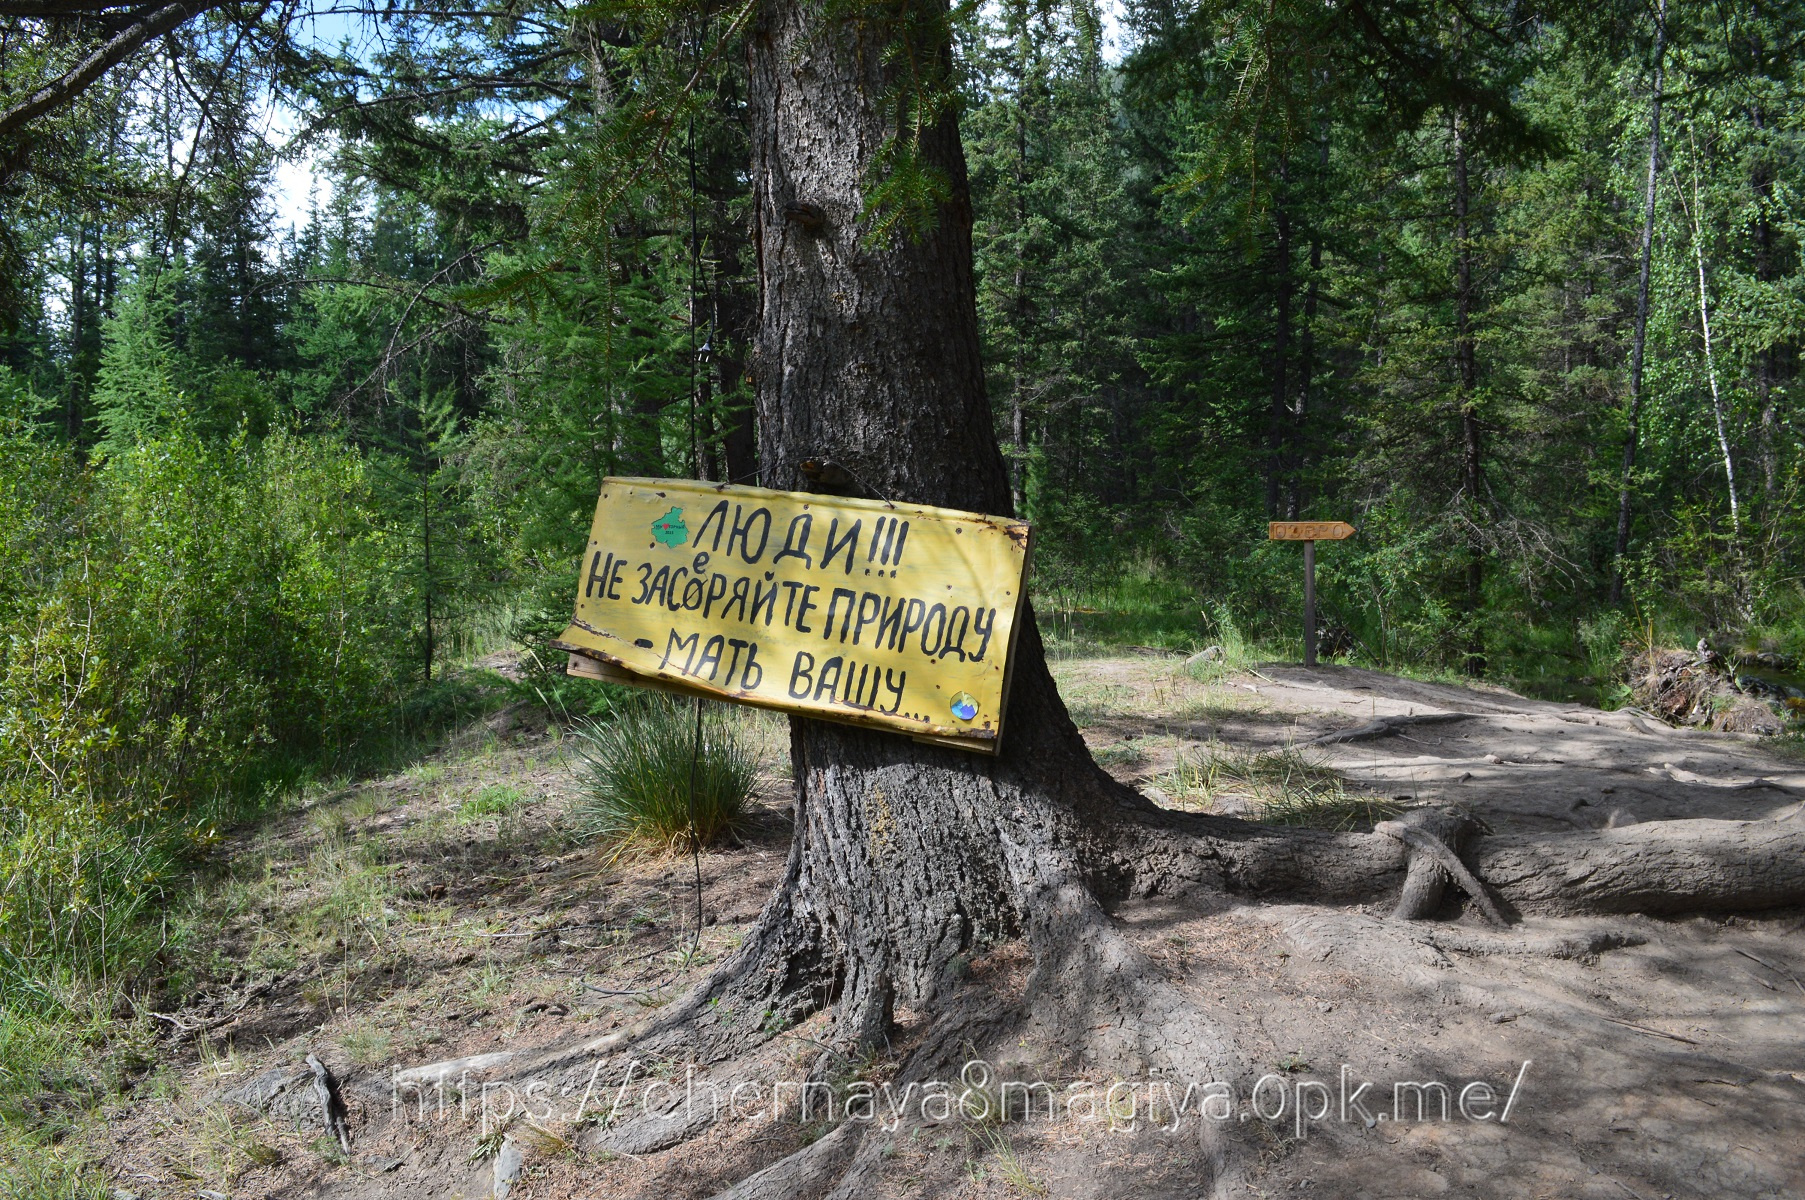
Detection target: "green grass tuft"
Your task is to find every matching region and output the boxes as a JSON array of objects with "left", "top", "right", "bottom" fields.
[
  {"left": 1159, "top": 741, "right": 1405, "bottom": 831},
  {"left": 567, "top": 697, "right": 760, "bottom": 855},
  {"left": 456, "top": 785, "right": 526, "bottom": 822}
]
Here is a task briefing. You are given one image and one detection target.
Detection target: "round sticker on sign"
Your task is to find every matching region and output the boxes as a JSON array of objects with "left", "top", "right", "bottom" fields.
[{"left": 949, "top": 692, "right": 979, "bottom": 721}]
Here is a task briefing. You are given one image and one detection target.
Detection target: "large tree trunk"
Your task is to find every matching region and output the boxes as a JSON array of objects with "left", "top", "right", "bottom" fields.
[{"left": 740, "top": 0, "right": 1142, "bottom": 1051}]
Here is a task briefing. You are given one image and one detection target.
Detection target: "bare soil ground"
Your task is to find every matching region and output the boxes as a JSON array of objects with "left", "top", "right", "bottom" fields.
[{"left": 95, "top": 656, "right": 1805, "bottom": 1200}]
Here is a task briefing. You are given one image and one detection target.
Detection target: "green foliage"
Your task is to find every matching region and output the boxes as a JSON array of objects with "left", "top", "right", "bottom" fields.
[
  {"left": 567, "top": 697, "right": 759, "bottom": 854},
  {"left": 0, "top": 1001, "right": 114, "bottom": 1199},
  {"left": 0, "top": 419, "right": 419, "bottom": 1002},
  {"left": 0, "top": 1142, "right": 108, "bottom": 1200},
  {"left": 1162, "top": 742, "right": 1405, "bottom": 831},
  {"left": 457, "top": 784, "right": 527, "bottom": 822},
  {"left": 1181, "top": 603, "right": 1255, "bottom": 681}
]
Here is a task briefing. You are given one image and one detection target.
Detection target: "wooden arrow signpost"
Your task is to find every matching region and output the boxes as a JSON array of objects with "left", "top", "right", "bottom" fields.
[{"left": 1269, "top": 521, "right": 1356, "bottom": 667}]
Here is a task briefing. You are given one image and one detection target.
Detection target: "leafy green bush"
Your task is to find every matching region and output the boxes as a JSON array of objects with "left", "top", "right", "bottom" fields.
[
  {"left": 0, "top": 408, "right": 419, "bottom": 999},
  {"left": 567, "top": 697, "right": 759, "bottom": 854}
]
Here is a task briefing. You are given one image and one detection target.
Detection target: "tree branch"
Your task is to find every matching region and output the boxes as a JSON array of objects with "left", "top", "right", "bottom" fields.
[
  {"left": 0, "top": 1, "right": 149, "bottom": 14},
  {"left": 0, "top": 0, "right": 224, "bottom": 142}
]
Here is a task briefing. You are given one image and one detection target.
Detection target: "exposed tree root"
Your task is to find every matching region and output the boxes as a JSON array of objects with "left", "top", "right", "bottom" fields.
[
  {"left": 1119, "top": 802, "right": 1805, "bottom": 918},
  {"left": 1265, "top": 906, "right": 1650, "bottom": 972},
  {"left": 1302, "top": 711, "right": 1472, "bottom": 745},
  {"left": 489, "top": 786, "right": 1805, "bottom": 1195},
  {"left": 710, "top": 1120, "right": 864, "bottom": 1200},
  {"left": 1376, "top": 807, "right": 1505, "bottom": 925},
  {"left": 1470, "top": 809, "right": 1805, "bottom": 913}
]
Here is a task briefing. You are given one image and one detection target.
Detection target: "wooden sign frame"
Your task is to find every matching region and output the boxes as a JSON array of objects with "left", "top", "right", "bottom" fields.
[
  {"left": 552, "top": 478, "right": 1033, "bottom": 754},
  {"left": 1269, "top": 521, "right": 1355, "bottom": 541}
]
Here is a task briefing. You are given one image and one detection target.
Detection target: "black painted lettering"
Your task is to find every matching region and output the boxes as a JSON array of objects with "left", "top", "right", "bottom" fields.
[
  {"left": 880, "top": 668, "right": 905, "bottom": 714},
  {"left": 773, "top": 514, "right": 814, "bottom": 567},
  {"left": 647, "top": 564, "right": 672, "bottom": 608},
  {"left": 586, "top": 551, "right": 612, "bottom": 598},
  {"left": 724, "top": 575, "right": 751, "bottom": 622},
  {"left": 812, "top": 656, "right": 843, "bottom": 703},
  {"left": 632, "top": 562, "right": 653, "bottom": 605},
  {"left": 695, "top": 500, "right": 731, "bottom": 551},
  {"left": 681, "top": 573, "right": 704, "bottom": 610},
  {"left": 702, "top": 572, "right": 729, "bottom": 618},
  {"left": 659, "top": 629, "right": 699, "bottom": 674},
  {"left": 920, "top": 603, "right": 947, "bottom": 655},
  {"left": 742, "top": 642, "right": 764, "bottom": 690},
  {"left": 867, "top": 517, "right": 888, "bottom": 561},
  {"left": 852, "top": 592, "right": 882, "bottom": 645},
  {"left": 694, "top": 635, "right": 725, "bottom": 680},
  {"left": 843, "top": 661, "right": 872, "bottom": 708},
  {"left": 824, "top": 587, "right": 857, "bottom": 642},
  {"left": 900, "top": 598, "right": 927, "bottom": 647},
  {"left": 876, "top": 596, "right": 905, "bottom": 650},
  {"left": 891, "top": 521, "right": 908, "bottom": 566},
  {"left": 822, "top": 518, "right": 861, "bottom": 575},
  {"left": 795, "top": 584, "right": 820, "bottom": 633},
  {"left": 723, "top": 639, "right": 747, "bottom": 688},
  {"left": 788, "top": 651, "right": 816, "bottom": 699},
  {"left": 606, "top": 557, "right": 627, "bottom": 599},
  {"left": 751, "top": 578, "right": 778, "bottom": 626},
  {"left": 971, "top": 606, "right": 998, "bottom": 662},
  {"left": 727, "top": 506, "right": 772, "bottom": 563},
  {"left": 939, "top": 606, "right": 971, "bottom": 661}
]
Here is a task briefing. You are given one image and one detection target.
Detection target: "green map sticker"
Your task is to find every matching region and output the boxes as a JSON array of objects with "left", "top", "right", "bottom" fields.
[{"left": 651, "top": 507, "right": 688, "bottom": 547}]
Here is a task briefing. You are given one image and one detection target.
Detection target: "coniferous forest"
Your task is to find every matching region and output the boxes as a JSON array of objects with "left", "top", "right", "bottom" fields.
[{"left": 4, "top": 0, "right": 1805, "bottom": 1192}]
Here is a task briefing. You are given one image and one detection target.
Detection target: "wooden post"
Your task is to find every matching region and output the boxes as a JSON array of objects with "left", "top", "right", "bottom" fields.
[
  {"left": 1267, "top": 521, "right": 1353, "bottom": 668},
  {"left": 1303, "top": 538, "right": 1316, "bottom": 667}
]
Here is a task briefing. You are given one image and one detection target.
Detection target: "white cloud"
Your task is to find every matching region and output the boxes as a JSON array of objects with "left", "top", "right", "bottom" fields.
[{"left": 259, "top": 100, "right": 333, "bottom": 237}]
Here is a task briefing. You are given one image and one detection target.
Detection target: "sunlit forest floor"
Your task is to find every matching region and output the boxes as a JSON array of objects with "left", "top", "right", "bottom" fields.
[{"left": 60, "top": 652, "right": 1805, "bottom": 1199}]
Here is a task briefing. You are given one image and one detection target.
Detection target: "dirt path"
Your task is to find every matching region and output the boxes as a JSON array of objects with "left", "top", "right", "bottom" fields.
[{"left": 96, "top": 659, "right": 1805, "bottom": 1200}]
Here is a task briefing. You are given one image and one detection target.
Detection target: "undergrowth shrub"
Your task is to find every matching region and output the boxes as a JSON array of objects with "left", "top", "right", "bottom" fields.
[
  {"left": 1182, "top": 603, "right": 1255, "bottom": 681},
  {"left": 0, "top": 406, "right": 415, "bottom": 1006},
  {"left": 567, "top": 696, "right": 758, "bottom": 854}
]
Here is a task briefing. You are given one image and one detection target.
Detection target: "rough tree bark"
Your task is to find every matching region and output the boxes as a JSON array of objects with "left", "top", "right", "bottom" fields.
[
  {"left": 1452, "top": 106, "right": 1484, "bottom": 676},
  {"left": 1268, "top": 157, "right": 1294, "bottom": 520},
  {"left": 532, "top": 1, "right": 1805, "bottom": 1193},
  {"left": 1611, "top": 0, "right": 1666, "bottom": 604}
]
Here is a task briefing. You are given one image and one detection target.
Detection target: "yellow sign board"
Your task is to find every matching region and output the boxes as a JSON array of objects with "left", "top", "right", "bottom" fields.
[
  {"left": 1268, "top": 520, "right": 1355, "bottom": 541},
  {"left": 552, "top": 478, "right": 1032, "bottom": 753}
]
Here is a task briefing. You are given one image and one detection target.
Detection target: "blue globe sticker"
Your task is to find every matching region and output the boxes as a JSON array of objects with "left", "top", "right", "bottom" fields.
[{"left": 949, "top": 692, "right": 979, "bottom": 721}]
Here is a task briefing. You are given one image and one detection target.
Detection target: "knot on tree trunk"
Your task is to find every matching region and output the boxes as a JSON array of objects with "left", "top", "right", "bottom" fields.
[
  {"left": 1377, "top": 807, "right": 1506, "bottom": 926},
  {"left": 783, "top": 201, "right": 826, "bottom": 232}
]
